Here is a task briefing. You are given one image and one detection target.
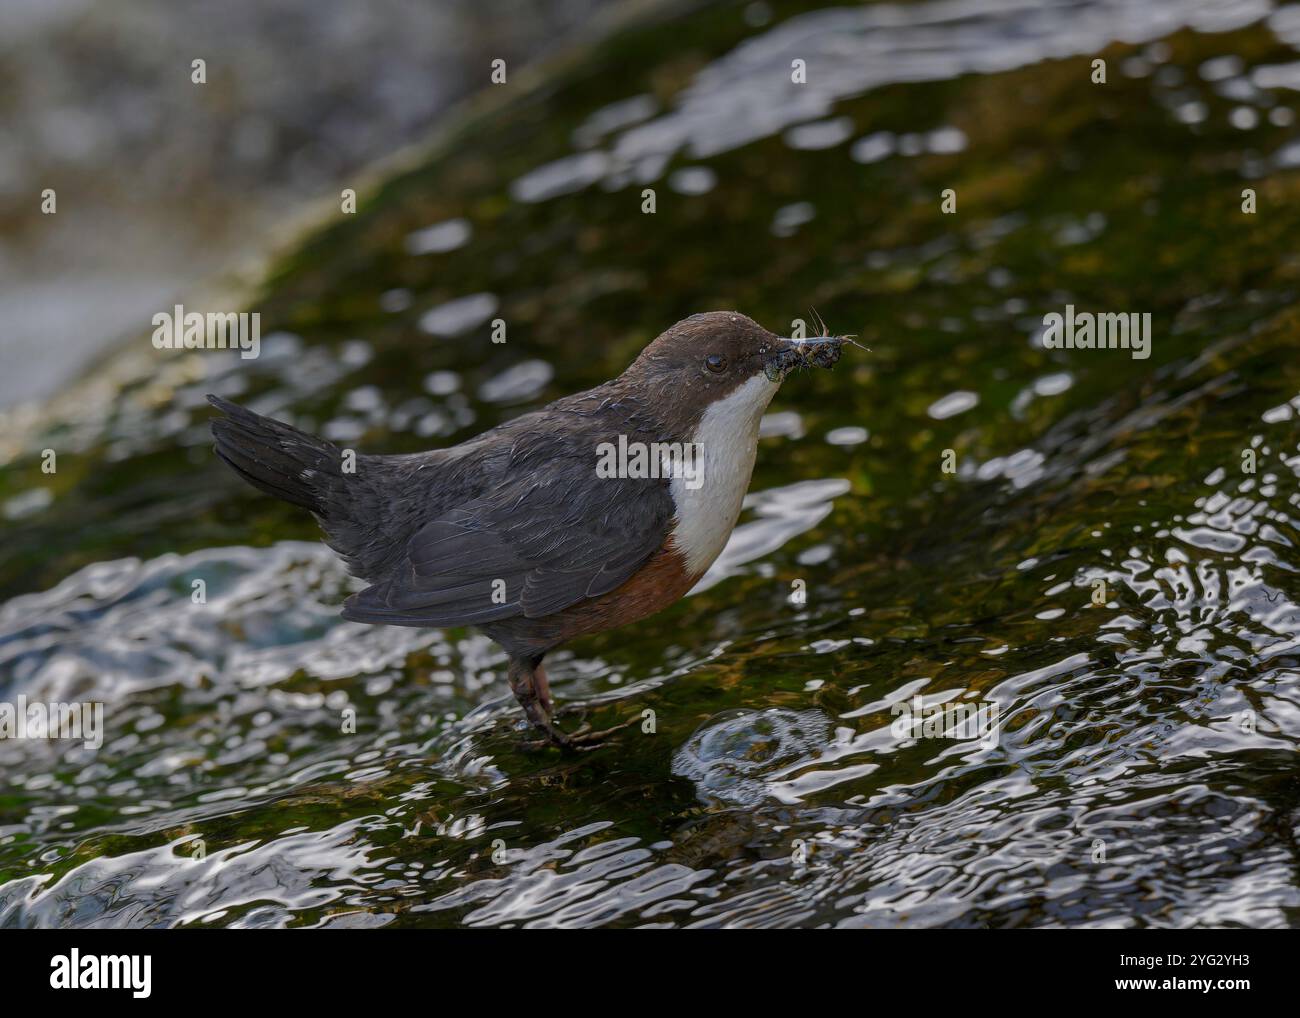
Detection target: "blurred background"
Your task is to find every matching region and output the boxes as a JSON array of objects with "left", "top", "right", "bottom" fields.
[{"left": 0, "top": 0, "right": 619, "bottom": 407}]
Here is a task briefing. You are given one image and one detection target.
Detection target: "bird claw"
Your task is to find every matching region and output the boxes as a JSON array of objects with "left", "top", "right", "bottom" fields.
[
  {"left": 508, "top": 658, "right": 636, "bottom": 752},
  {"left": 516, "top": 717, "right": 635, "bottom": 753}
]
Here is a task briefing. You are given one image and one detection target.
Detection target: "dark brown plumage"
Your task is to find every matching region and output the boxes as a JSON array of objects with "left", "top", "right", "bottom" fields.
[{"left": 209, "top": 312, "right": 841, "bottom": 748}]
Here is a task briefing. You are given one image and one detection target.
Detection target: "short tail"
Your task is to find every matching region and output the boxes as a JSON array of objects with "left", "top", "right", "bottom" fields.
[{"left": 208, "top": 394, "right": 341, "bottom": 515}]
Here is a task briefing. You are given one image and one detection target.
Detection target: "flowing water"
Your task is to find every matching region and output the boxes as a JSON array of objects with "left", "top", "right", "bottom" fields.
[{"left": 4, "top": 0, "right": 1300, "bottom": 927}]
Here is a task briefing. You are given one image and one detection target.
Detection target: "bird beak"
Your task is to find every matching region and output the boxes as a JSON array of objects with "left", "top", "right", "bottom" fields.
[{"left": 764, "top": 335, "right": 842, "bottom": 382}]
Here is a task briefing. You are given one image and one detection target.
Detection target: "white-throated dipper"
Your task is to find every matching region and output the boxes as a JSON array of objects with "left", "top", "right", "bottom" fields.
[{"left": 209, "top": 312, "right": 842, "bottom": 748}]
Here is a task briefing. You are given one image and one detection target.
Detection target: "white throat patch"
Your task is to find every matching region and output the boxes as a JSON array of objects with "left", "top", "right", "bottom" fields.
[{"left": 669, "top": 372, "right": 780, "bottom": 576}]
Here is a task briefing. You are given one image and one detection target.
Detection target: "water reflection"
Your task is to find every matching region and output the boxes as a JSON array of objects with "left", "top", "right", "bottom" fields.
[{"left": 4, "top": 0, "right": 1300, "bottom": 929}]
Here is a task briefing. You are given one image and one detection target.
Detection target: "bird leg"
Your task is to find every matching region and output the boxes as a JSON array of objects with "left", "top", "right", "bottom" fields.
[
  {"left": 533, "top": 661, "right": 553, "bottom": 715},
  {"left": 506, "top": 655, "right": 629, "bottom": 751}
]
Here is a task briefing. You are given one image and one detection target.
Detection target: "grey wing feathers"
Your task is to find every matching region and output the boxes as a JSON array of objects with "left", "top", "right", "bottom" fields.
[{"left": 340, "top": 449, "right": 675, "bottom": 628}]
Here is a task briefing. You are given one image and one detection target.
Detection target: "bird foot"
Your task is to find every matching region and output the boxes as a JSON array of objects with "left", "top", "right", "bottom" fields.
[
  {"left": 508, "top": 656, "right": 635, "bottom": 752},
  {"left": 517, "top": 718, "right": 635, "bottom": 753}
]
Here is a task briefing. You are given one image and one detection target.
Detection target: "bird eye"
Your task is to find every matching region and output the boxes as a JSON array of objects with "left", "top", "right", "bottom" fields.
[{"left": 705, "top": 354, "right": 727, "bottom": 373}]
